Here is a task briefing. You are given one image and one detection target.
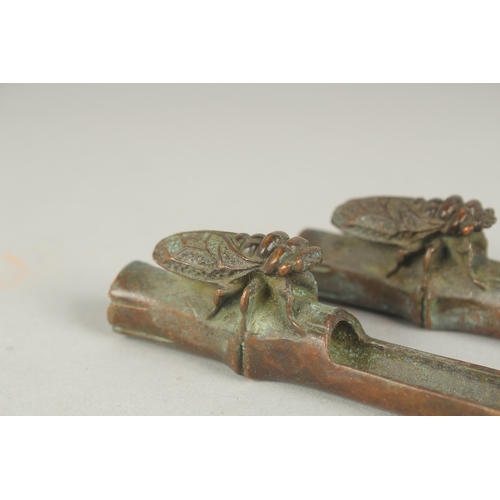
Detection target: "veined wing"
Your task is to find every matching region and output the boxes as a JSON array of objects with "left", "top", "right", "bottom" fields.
[
  {"left": 332, "top": 197, "right": 444, "bottom": 245},
  {"left": 386, "top": 198, "right": 444, "bottom": 233},
  {"left": 152, "top": 231, "right": 262, "bottom": 284}
]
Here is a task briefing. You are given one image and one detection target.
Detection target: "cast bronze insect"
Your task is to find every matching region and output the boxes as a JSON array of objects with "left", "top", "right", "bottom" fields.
[
  {"left": 332, "top": 196, "right": 496, "bottom": 288},
  {"left": 152, "top": 231, "right": 323, "bottom": 333}
]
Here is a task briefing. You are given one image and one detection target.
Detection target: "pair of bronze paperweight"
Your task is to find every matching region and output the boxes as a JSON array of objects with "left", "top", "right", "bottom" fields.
[{"left": 107, "top": 196, "right": 500, "bottom": 415}]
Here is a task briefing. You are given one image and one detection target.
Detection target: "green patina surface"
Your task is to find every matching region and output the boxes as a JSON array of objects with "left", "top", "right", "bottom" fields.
[
  {"left": 109, "top": 261, "right": 500, "bottom": 411},
  {"left": 301, "top": 229, "right": 500, "bottom": 337}
]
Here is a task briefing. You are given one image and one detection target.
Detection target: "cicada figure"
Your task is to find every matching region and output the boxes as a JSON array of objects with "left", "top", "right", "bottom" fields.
[
  {"left": 152, "top": 231, "right": 323, "bottom": 333},
  {"left": 332, "top": 196, "right": 497, "bottom": 289}
]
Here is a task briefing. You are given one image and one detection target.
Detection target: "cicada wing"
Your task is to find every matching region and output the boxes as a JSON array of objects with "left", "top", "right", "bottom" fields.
[
  {"left": 333, "top": 197, "right": 444, "bottom": 245},
  {"left": 153, "top": 231, "right": 261, "bottom": 284},
  {"left": 332, "top": 197, "right": 403, "bottom": 241},
  {"left": 387, "top": 198, "right": 444, "bottom": 234}
]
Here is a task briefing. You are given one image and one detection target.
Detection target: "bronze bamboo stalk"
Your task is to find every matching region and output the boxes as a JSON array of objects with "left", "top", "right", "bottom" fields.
[{"left": 108, "top": 261, "right": 500, "bottom": 415}]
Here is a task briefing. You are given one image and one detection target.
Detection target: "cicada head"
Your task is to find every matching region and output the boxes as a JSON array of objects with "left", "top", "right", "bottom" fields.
[
  {"left": 478, "top": 207, "right": 497, "bottom": 230},
  {"left": 259, "top": 235, "right": 323, "bottom": 276},
  {"left": 445, "top": 199, "right": 497, "bottom": 235}
]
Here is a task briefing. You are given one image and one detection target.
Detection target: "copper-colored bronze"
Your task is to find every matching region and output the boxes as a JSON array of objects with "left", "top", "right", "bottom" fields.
[
  {"left": 152, "top": 230, "right": 322, "bottom": 333},
  {"left": 332, "top": 196, "right": 495, "bottom": 287},
  {"left": 301, "top": 196, "right": 500, "bottom": 337},
  {"left": 107, "top": 231, "right": 500, "bottom": 415}
]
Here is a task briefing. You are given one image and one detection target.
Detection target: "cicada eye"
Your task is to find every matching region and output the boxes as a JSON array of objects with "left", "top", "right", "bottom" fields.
[
  {"left": 481, "top": 208, "right": 497, "bottom": 228},
  {"left": 299, "top": 247, "right": 323, "bottom": 271},
  {"left": 307, "top": 248, "right": 323, "bottom": 267},
  {"left": 461, "top": 225, "right": 474, "bottom": 236}
]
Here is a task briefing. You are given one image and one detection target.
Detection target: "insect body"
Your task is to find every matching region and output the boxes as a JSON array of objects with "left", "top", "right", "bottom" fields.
[
  {"left": 153, "top": 231, "right": 323, "bottom": 333},
  {"left": 332, "top": 196, "right": 496, "bottom": 288}
]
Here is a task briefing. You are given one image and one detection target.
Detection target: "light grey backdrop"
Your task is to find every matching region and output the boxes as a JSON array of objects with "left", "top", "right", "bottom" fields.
[{"left": 1, "top": 84, "right": 499, "bottom": 415}]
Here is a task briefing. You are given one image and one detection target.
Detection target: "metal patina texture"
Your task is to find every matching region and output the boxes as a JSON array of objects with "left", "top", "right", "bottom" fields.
[
  {"left": 300, "top": 196, "right": 500, "bottom": 337},
  {"left": 107, "top": 231, "right": 500, "bottom": 415}
]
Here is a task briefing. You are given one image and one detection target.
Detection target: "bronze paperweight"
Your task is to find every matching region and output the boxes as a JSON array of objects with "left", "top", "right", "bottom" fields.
[
  {"left": 107, "top": 230, "right": 500, "bottom": 415},
  {"left": 301, "top": 196, "right": 500, "bottom": 337}
]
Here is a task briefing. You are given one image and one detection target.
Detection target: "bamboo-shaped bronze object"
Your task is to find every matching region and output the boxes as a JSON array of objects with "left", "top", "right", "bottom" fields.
[
  {"left": 107, "top": 231, "right": 500, "bottom": 415},
  {"left": 301, "top": 196, "right": 500, "bottom": 337}
]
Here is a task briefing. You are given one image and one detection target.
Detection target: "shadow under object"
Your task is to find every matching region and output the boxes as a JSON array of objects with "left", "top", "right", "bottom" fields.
[
  {"left": 107, "top": 257, "right": 500, "bottom": 416},
  {"left": 300, "top": 196, "right": 500, "bottom": 337}
]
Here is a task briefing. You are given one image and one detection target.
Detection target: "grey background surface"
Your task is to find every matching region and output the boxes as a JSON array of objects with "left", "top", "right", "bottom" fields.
[{"left": 1, "top": 84, "right": 499, "bottom": 415}]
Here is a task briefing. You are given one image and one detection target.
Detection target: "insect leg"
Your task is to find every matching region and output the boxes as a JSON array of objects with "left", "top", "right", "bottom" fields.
[
  {"left": 239, "top": 275, "right": 265, "bottom": 323},
  {"left": 421, "top": 240, "right": 440, "bottom": 290},
  {"left": 386, "top": 242, "right": 422, "bottom": 278},
  {"left": 423, "top": 244, "right": 437, "bottom": 271},
  {"left": 465, "top": 240, "right": 487, "bottom": 290},
  {"left": 395, "top": 248, "right": 410, "bottom": 269},
  {"left": 284, "top": 277, "right": 305, "bottom": 335},
  {"left": 207, "top": 280, "right": 246, "bottom": 318}
]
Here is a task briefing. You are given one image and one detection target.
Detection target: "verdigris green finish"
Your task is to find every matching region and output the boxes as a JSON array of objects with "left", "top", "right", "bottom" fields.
[
  {"left": 108, "top": 230, "right": 500, "bottom": 415},
  {"left": 301, "top": 196, "right": 500, "bottom": 337},
  {"left": 152, "top": 231, "right": 322, "bottom": 334}
]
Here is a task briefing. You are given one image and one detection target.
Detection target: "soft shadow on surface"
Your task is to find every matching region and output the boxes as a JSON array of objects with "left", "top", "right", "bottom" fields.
[{"left": 72, "top": 297, "right": 111, "bottom": 336}]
